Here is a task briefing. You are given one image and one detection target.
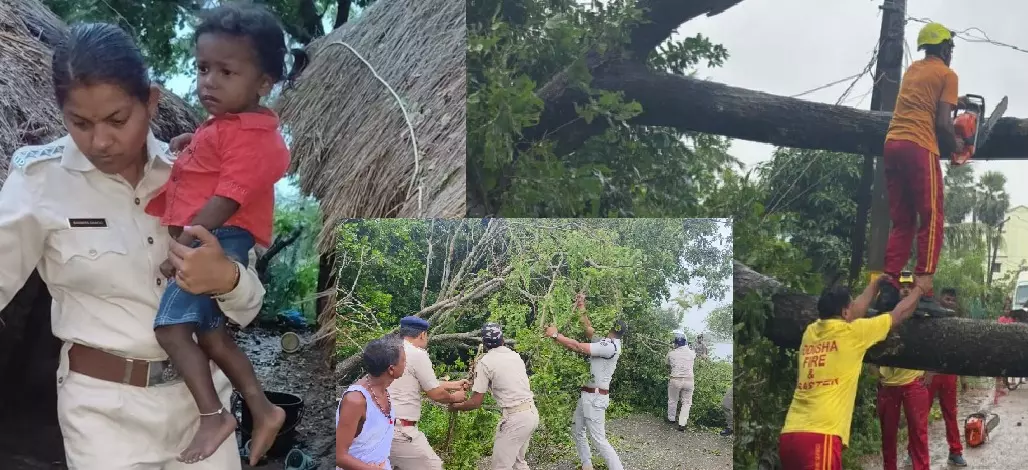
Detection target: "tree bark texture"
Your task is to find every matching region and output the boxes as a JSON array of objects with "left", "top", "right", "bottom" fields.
[{"left": 735, "top": 261, "right": 1028, "bottom": 377}]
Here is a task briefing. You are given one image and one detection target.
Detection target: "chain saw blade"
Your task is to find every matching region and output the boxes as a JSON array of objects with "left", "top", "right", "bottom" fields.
[{"left": 976, "top": 96, "right": 1008, "bottom": 156}]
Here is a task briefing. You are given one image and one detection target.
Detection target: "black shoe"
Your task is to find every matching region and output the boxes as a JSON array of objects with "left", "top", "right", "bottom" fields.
[
  {"left": 720, "top": 428, "right": 733, "bottom": 436},
  {"left": 915, "top": 296, "right": 957, "bottom": 317},
  {"left": 667, "top": 418, "right": 675, "bottom": 424},
  {"left": 677, "top": 425, "right": 686, "bottom": 432},
  {"left": 875, "top": 281, "right": 900, "bottom": 312}
]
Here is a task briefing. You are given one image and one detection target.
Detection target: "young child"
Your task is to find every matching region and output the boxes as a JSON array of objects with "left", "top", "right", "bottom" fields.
[{"left": 144, "top": 4, "right": 305, "bottom": 465}]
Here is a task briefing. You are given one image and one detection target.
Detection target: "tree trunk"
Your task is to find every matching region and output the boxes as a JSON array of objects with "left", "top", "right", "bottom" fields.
[
  {"left": 595, "top": 67, "right": 1028, "bottom": 160},
  {"left": 734, "top": 261, "right": 1028, "bottom": 376}
]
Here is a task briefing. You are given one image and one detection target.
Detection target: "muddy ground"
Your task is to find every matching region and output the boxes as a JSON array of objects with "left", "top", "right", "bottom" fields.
[
  {"left": 860, "top": 379, "right": 1028, "bottom": 470},
  {"left": 236, "top": 328, "right": 336, "bottom": 470},
  {"left": 0, "top": 327, "right": 335, "bottom": 470},
  {"left": 475, "top": 413, "right": 732, "bottom": 470}
]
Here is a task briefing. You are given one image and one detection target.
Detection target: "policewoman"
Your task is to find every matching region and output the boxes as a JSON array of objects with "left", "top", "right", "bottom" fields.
[
  {"left": 0, "top": 24, "right": 265, "bottom": 469},
  {"left": 544, "top": 293, "right": 625, "bottom": 470}
]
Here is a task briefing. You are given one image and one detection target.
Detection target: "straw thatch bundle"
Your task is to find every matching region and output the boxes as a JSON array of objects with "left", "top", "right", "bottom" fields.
[
  {"left": 0, "top": 0, "right": 201, "bottom": 179},
  {"left": 277, "top": 0, "right": 467, "bottom": 226}
]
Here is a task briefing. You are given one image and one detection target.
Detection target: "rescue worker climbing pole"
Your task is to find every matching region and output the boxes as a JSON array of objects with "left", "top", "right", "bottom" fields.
[
  {"left": 778, "top": 275, "right": 923, "bottom": 470},
  {"left": 667, "top": 332, "right": 696, "bottom": 431},
  {"left": 874, "top": 272, "right": 931, "bottom": 470},
  {"left": 545, "top": 292, "right": 625, "bottom": 470},
  {"left": 879, "top": 22, "right": 969, "bottom": 315},
  {"left": 451, "top": 323, "right": 539, "bottom": 470}
]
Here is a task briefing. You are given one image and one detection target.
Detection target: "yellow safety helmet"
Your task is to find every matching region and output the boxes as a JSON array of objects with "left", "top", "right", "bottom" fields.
[{"left": 917, "top": 22, "right": 954, "bottom": 50}]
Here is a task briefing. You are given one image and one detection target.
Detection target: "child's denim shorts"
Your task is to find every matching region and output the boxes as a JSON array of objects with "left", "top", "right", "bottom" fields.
[{"left": 153, "top": 226, "right": 254, "bottom": 332}]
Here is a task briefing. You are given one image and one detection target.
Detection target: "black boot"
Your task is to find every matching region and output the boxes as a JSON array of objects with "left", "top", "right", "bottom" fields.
[
  {"left": 874, "top": 281, "right": 900, "bottom": 313},
  {"left": 677, "top": 425, "right": 686, "bottom": 432},
  {"left": 720, "top": 428, "right": 733, "bottom": 436},
  {"left": 916, "top": 296, "right": 957, "bottom": 317}
]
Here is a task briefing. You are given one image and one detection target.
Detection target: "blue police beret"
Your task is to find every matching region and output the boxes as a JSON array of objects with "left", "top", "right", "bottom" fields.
[{"left": 399, "top": 316, "right": 429, "bottom": 331}]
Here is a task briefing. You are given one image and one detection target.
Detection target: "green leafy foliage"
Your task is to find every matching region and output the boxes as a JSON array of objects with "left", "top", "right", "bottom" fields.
[
  {"left": 261, "top": 183, "right": 322, "bottom": 324},
  {"left": 331, "top": 219, "right": 731, "bottom": 469},
  {"left": 42, "top": 0, "right": 368, "bottom": 79},
  {"left": 467, "top": 0, "right": 740, "bottom": 217}
]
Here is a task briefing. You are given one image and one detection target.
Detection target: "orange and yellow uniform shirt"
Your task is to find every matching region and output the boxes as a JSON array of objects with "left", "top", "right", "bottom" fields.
[
  {"left": 885, "top": 56, "right": 959, "bottom": 156},
  {"left": 781, "top": 314, "right": 892, "bottom": 446}
]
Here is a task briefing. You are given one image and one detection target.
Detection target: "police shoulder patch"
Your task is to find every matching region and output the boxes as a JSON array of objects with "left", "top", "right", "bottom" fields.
[{"left": 11, "top": 141, "right": 65, "bottom": 171}]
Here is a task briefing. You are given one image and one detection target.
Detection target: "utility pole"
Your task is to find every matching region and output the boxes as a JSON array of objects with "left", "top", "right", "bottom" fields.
[{"left": 849, "top": 0, "right": 907, "bottom": 283}]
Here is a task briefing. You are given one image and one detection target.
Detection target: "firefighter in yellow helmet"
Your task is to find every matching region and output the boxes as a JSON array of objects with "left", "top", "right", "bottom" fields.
[{"left": 878, "top": 23, "right": 969, "bottom": 317}]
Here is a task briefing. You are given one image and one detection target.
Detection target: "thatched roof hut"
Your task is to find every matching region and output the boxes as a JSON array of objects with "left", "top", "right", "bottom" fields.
[
  {"left": 276, "top": 0, "right": 466, "bottom": 226},
  {"left": 0, "top": 1, "right": 200, "bottom": 464}
]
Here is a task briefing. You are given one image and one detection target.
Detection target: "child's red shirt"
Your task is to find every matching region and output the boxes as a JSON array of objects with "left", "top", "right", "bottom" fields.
[{"left": 145, "top": 109, "right": 289, "bottom": 247}]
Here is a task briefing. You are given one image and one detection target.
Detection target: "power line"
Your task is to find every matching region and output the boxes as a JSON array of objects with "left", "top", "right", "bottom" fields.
[
  {"left": 789, "top": 44, "right": 879, "bottom": 101},
  {"left": 906, "top": 16, "right": 1028, "bottom": 55}
]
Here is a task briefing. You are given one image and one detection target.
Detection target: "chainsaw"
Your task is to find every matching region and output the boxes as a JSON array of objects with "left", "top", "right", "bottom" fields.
[
  {"left": 964, "top": 410, "right": 1000, "bottom": 447},
  {"left": 951, "top": 94, "right": 985, "bottom": 165}
]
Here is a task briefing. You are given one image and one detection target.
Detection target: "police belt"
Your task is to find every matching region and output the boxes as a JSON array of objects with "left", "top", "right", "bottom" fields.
[
  {"left": 68, "top": 343, "right": 182, "bottom": 387},
  {"left": 580, "top": 386, "right": 609, "bottom": 395},
  {"left": 501, "top": 400, "right": 535, "bottom": 416}
]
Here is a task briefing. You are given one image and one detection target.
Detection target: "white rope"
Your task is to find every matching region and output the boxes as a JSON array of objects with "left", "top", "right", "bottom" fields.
[{"left": 323, "top": 40, "right": 423, "bottom": 217}]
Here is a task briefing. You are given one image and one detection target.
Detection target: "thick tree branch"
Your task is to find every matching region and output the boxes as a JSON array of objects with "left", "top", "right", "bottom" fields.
[
  {"left": 734, "top": 261, "right": 1028, "bottom": 376},
  {"left": 627, "top": 0, "right": 744, "bottom": 59},
  {"left": 255, "top": 226, "right": 304, "bottom": 280},
  {"left": 586, "top": 64, "right": 1028, "bottom": 160},
  {"left": 334, "top": 0, "right": 353, "bottom": 28}
]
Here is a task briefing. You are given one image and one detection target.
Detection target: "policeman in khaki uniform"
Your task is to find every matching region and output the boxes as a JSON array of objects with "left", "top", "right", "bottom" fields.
[
  {"left": 545, "top": 293, "right": 625, "bottom": 470},
  {"left": 451, "top": 323, "right": 539, "bottom": 469},
  {"left": 388, "top": 316, "right": 468, "bottom": 469},
  {"left": 0, "top": 133, "right": 266, "bottom": 469},
  {"left": 667, "top": 332, "right": 696, "bottom": 431}
]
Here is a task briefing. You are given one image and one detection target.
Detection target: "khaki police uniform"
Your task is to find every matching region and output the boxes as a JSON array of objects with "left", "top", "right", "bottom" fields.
[
  {"left": 694, "top": 340, "right": 709, "bottom": 359},
  {"left": 573, "top": 336, "right": 624, "bottom": 470},
  {"left": 0, "top": 134, "right": 266, "bottom": 470},
  {"left": 722, "top": 386, "right": 733, "bottom": 428},
  {"left": 388, "top": 339, "right": 444, "bottom": 469},
  {"left": 667, "top": 346, "right": 696, "bottom": 426},
  {"left": 471, "top": 346, "right": 538, "bottom": 470}
]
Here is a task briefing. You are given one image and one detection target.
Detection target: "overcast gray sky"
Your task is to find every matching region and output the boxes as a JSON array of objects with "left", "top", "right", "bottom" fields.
[
  {"left": 681, "top": 0, "right": 1028, "bottom": 207},
  {"left": 661, "top": 220, "right": 733, "bottom": 359}
]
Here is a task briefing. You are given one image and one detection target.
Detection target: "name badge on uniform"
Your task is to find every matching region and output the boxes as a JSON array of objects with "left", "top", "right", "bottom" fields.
[{"left": 67, "top": 218, "right": 108, "bottom": 228}]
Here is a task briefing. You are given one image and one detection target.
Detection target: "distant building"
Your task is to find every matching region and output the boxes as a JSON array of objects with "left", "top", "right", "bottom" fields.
[{"left": 989, "top": 205, "right": 1028, "bottom": 282}]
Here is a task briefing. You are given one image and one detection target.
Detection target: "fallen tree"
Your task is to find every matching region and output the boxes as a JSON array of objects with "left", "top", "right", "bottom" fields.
[
  {"left": 734, "top": 261, "right": 1028, "bottom": 377},
  {"left": 476, "top": 0, "right": 1028, "bottom": 214}
]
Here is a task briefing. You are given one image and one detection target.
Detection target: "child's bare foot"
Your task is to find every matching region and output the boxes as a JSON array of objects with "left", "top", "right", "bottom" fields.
[
  {"left": 178, "top": 410, "right": 237, "bottom": 463},
  {"left": 247, "top": 405, "right": 286, "bottom": 466}
]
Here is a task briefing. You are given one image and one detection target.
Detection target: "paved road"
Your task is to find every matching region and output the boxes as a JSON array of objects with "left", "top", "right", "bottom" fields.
[
  {"left": 482, "top": 413, "right": 732, "bottom": 470},
  {"left": 861, "top": 380, "right": 1028, "bottom": 469}
]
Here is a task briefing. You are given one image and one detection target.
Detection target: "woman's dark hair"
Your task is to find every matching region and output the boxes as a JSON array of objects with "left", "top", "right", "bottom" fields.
[
  {"left": 817, "top": 285, "right": 852, "bottom": 319},
  {"left": 194, "top": 3, "right": 309, "bottom": 85},
  {"left": 362, "top": 335, "right": 403, "bottom": 377},
  {"left": 52, "top": 23, "right": 151, "bottom": 108}
]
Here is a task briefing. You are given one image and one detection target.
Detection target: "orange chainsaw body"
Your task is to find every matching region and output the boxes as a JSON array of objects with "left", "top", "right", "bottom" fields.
[{"left": 950, "top": 94, "right": 985, "bottom": 166}]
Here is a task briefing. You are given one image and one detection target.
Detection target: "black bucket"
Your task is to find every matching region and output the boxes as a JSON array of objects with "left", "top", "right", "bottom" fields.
[{"left": 232, "top": 390, "right": 305, "bottom": 458}]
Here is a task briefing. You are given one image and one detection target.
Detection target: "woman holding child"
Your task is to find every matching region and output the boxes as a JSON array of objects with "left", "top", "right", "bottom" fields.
[{"left": 0, "top": 4, "right": 302, "bottom": 469}]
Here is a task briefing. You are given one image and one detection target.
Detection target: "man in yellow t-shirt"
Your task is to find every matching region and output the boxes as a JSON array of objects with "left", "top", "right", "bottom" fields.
[
  {"left": 876, "top": 365, "right": 930, "bottom": 470},
  {"left": 779, "top": 275, "right": 924, "bottom": 470}
]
